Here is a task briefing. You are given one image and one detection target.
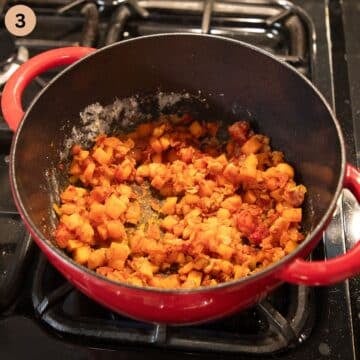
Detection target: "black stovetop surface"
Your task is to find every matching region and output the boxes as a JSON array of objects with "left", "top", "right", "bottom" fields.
[{"left": 0, "top": 1, "right": 359, "bottom": 359}]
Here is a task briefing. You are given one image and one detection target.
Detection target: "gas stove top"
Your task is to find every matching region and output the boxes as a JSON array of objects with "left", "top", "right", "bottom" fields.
[{"left": 0, "top": 1, "right": 359, "bottom": 359}]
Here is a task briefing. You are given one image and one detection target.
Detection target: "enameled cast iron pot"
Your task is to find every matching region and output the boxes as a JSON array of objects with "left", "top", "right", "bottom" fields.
[{"left": 1, "top": 34, "right": 360, "bottom": 325}]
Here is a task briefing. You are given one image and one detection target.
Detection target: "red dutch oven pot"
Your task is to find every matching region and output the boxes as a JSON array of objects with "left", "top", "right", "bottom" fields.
[{"left": 1, "top": 34, "right": 360, "bottom": 325}]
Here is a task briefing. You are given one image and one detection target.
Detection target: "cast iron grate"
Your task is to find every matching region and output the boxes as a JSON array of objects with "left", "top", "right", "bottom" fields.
[
  {"left": 111, "top": 0, "right": 310, "bottom": 76},
  {"left": 0, "top": 0, "right": 313, "bottom": 139},
  {"left": 1, "top": 0, "right": 316, "bottom": 350},
  {"left": 32, "top": 254, "right": 315, "bottom": 354},
  {"left": 0, "top": 154, "right": 33, "bottom": 310},
  {"left": 2, "top": 0, "right": 311, "bottom": 71},
  {"left": 0, "top": 0, "right": 312, "bottom": 136}
]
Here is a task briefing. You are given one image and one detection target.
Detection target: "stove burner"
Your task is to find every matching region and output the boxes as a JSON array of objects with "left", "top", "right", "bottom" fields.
[
  {"left": 118, "top": 0, "right": 309, "bottom": 74},
  {"left": 0, "top": 45, "right": 29, "bottom": 87},
  {"left": 57, "top": 0, "right": 149, "bottom": 18},
  {"left": 0, "top": 1, "right": 359, "bottom": 359},
  {"left": 32, "top": 254, "right": 315, "bottom": 354},
  {"left": 0, "top": 29, "right": 30, "bottom": 88},
  {"left": 98, "top": 0, "right": 149, "bottom": 17},
  {"left": 79, "top": 2, "right": 99, "bottom": 47}
]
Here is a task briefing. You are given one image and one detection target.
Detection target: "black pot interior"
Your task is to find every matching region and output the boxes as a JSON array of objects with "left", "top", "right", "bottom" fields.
[{"left": 13, "top": 34, "right": 342, "bottom": 246}]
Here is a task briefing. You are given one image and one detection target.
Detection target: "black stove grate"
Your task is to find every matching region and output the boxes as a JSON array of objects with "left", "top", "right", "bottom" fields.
[
  {"left": 32, "top": 254, "right": 315, "bottom": 354},
  {"left": 0, "top": 154, "right": 33, "bottom": 310},
  {"left": 0, "top": 0, "right": 316, "bottom": 348},
  {"left": 111, "top": 0, "right": 310, "bottom": 75}
]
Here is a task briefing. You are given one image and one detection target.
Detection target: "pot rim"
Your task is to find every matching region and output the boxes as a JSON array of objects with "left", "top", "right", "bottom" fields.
[{"left": 10, "top": 33, "right": 346, "bottom": 294}]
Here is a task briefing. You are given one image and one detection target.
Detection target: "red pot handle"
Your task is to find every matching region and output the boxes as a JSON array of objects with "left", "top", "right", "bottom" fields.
[
  {"left": 278, "top": 163, "right": 360, "bottom": 285},
  {"left": 1, "top": 47, "right": 96, "bottom": 131}
]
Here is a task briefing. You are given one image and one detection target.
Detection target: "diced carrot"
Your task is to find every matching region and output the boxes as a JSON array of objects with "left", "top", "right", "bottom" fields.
[
  {"left": 276, "top": 163, "right": 294, "bottom": 178},
  {"left": 161, "top": 197, "right": 177, "bottom": 215},
  {"left": 240, "top": 135, "right": 263, "bottom": 155},
  {"left": 106, "top": 220, "right": 126, "bottom": 240},
  {"left": 115, "top": 159, "right": 134, "bottom": 182},
  {"left": 93, "top": 147, "right": 112, "bottom": 165},
  {"left": 106, "top": 242, "right": 130, "bottom": 270},
  {"left": 152, "top": 124, "right": 166, "bottom": 138},
  {"left": 136, "top": 164, "right": 149, "bottom": 178},
  {"left": 89, "top": 203, "right": 106, "bottom": 223},
  {"left": 182, "top": 270, "right": 202, "bottom": 288},
  {"left": 221, "top": 195, "right": 242, "bottom": 213},
  {"left": 72, "top": 144, "right": 81, "bottom": 155},
  {"left": 150, "top": 275, "right": 176, "bottom": 288},
  {"left": 76, "top": 222, "right": 95, "bottom": 244},
  {"left": 234, "top": 265, "right": 250, "bottom": 279},
  {"left": 223, "top": 163, "right": 239, "bottom": 184},
  {"left": 55, "top": 223, "right": 72, "bottom": 248},
  {"left": 62, "top": 213, "right": 83, "bottom": 231},
  {"left": 97, "top": 224, "right": 108, "bottom": 241},
  {"left": 161, "top": 215, "right": 178, "bottom": 232},
  {"left": 282, "top": 208, "right": 302, "bottom": 222},
  {"left": 78, "top": 150, "right": 89, "bottom": 161},
  {"left": 228, "top": 121, "right": 249, "bottom": 144},
  {"left": 243, "top": 190, "right": 257, "bottom": 204},
  {"left": 284, "top": 240, "right": 298, "bottom": 254},
  {"left": 105, "top": 194, "right": 129, "bottom": 219},
  {"left": 73, "top": 246, "right": 92, "bottom": 265},
  {"left": 60, "top": 203, "right": 77, "bottom": 215},
  {"left": 133, "top": 257, "right": 154, "bottom": 278},
  {"left": 125, "top": 202, "right": 141, "bottom": 224},
  {"left": 147, "top": 223, "right": 161, "bottom": 240},
  {"left": 66, "top": 239, "right": 84, "bottom": 252},
  {"left": 216, "top": 208, "right": 231, "bottom": 220},
  {"left": 88, "top": 248, "right": 107, "bottom": 269},
  {"left": 83, "top": 162, "right": 95, "bottom": 182},
  {"left": 103, "top": 136, "right": 122, "bottom": 148},
  {"left": 69, "top": 163, "right": 81, "bottom": 176},
  {"left": 217, "top": 244, "right": 234, "bottom": 260},
  {"left": 189, "top": 121, "right": 203, "bottom": 138},
  {"left": 198, "top": 180, "right": 216, "bottom": 197},
  {"left": 149, "top": 137, "right": 163, "bottom": 153},
  {"left": 159, "top": 136, "right": 170, "bottom": 151}
]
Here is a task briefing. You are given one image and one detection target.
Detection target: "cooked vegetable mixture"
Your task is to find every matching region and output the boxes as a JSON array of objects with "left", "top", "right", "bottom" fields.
[{"left": 54, "top": 116, "right": 307, "bottom": 289}]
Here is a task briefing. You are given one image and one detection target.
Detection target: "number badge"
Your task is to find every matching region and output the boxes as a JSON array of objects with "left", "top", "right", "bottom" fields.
[{"left": 5, "top": 5, "right": 37, "bottom": 37}]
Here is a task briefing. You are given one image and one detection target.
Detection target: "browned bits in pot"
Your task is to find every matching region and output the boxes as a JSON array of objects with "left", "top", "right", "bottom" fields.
[{"left": 54, "top": 117, "right": 307, "bottom": 289}]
